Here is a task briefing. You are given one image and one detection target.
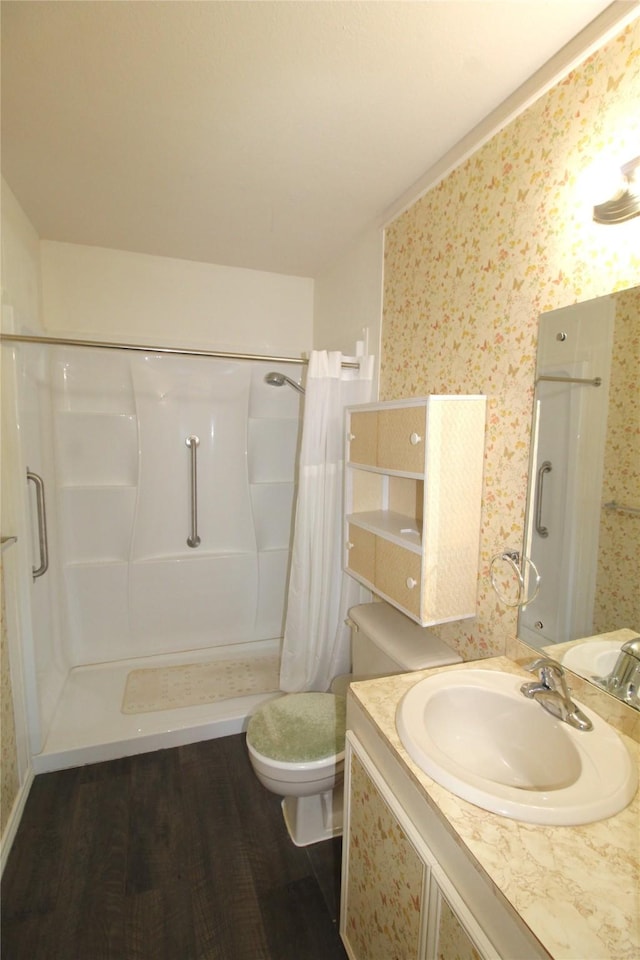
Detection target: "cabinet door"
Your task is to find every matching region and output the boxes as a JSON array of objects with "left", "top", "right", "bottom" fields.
[
  {"left": 342, "top": 749, "right": 426, "bottom": 960},
  {"left": 348, "top": 410, "right": 378, "bottom": 465},
  {"left": 429, "top": 884, "right": 493, "bottom": 960},
  {"left": 346, "top": 524, "right": 376, "bottom": 584},
  {"left": 348, "top": 405, "right": 426, "bottom": 473},
  {"left": 377, "top": 406, "right": 426, "bottom": 473},
  {"left": 375, "top": 538, "right": 422, "bottom": 619},
  {"left": 346, "top": 530, "right": 423, "bottom": 621}
]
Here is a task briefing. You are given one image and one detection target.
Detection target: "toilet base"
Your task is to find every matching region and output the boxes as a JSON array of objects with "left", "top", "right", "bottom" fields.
[{"left": 281, "top": 784, "right": 344, "bottom": 847}]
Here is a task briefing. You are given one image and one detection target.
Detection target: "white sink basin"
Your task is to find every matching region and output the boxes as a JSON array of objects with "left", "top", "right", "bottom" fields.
[
  {"left": 396, "top": 669, "right": 637, "bottom": 825},
  {"left": 560, "top": 639, "right": 622, "bottom": 679}
]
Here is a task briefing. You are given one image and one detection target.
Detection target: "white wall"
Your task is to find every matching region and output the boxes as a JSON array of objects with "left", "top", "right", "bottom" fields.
[
  {"left": 1, "top": 180, "right": 43, "bottom": 332},
  {"left": 40, "top": 241, "right": 314, "bottom": 356},
  {"left": 312, "top": 226, "right": 384, "bottom": 395}
]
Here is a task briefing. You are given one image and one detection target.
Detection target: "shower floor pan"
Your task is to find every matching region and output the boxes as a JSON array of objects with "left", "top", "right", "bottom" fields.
[{"left": 33, "top": 640, "right": 282, "bottom": 774}]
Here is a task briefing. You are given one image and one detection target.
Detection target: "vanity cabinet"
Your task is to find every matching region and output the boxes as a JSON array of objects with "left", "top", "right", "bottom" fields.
[
  {"left": 344, "top": 396, "right": 486, "bottom": 626},
  {"left": 342, "top": 740, "right": 426, "bottom": 959},
  {"left": 341, "top": 735, "right": 495, "bottom": 960},
  {"left": 340, "top": 718, "right": 549, "bottom": 960}
]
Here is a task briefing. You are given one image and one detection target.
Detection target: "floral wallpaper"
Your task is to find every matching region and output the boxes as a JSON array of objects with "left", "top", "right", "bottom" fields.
[
  {"left": 382, "top": 19, "right": 640, "bottom": 660},
  {"left": 593, "top": 286, "right": 640, "bottom": 633}
]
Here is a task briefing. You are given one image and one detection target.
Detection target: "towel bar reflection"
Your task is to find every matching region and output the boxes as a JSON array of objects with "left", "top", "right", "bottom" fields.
[
  {"left": 489, "top": 551, "right": 540, "bottom": 608},
  {"left": 186, "top": 436, "right": 201, "bottom": 548},
  {"left": 26, "top": 469, "right": 49, "bottom": 579},
  {"left": 603, "top": 501, "right": 640, "bottom": 516}
]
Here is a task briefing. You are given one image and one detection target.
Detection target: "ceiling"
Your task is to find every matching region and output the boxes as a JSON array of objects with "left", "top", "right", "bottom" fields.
[{"left": 0, "top": 1, "right": 627, "bottom": 278}]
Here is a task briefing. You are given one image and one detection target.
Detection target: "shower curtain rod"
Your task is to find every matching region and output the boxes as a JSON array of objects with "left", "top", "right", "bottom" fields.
[{"left": 0, "top": 332, "right": 360, "bottom": 368}]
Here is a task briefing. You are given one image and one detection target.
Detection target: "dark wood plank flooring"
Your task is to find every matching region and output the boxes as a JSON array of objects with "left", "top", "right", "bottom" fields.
[{"left": 1, "top": 734, "right": 348, "bottom": 960}]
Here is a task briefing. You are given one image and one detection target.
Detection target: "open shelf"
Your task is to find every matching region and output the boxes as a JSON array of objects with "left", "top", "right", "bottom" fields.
[
  {"left": 347, "top": 510, "right": 422, "bottom": 552},
  {"left": 344, "top": 396, "right": 486, "bottom": 626}
]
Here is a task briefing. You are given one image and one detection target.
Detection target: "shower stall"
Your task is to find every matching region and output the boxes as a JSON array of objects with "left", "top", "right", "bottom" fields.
[
  {"left": 519, "top": 296, "right": 615, "bottom": 647},
  {"left": 4, "top": 338, "right": 304, "bottom": 772}
]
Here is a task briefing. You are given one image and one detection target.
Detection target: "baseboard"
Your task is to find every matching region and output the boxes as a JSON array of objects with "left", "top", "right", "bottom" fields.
[{"left": 0, "top": 765, "right": 34, "bottom": 877}]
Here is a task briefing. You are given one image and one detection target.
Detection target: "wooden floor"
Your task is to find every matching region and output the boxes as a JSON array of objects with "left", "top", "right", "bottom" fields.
[{"left": 1, "top": 734, "right": 349, "bottom": 960}]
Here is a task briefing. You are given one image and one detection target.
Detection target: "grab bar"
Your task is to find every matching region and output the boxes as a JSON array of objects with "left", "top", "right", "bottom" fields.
[
  {"left": 534, "top": 460, "right": 552, "bottom": 538},
  {"left": 535, "top": 375, "right": 602, "bottom": 388},
  {"left": 185, "top": 435, "right": 201, "bottom": 548},
  {"left": 604, "top": 500, "right": 640, "bottom": 516},
  {"left": 26, "top": 469, "right": 49, "bottom": 579}
]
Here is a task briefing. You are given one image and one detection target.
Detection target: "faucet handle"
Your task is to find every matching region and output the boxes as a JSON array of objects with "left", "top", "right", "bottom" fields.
[
  {"left": 620, "top": 637, "right": 640, "bottom": 659},
  {"left": 525, "top": 656, "right": 563, "bottom": 672},
  {"left": 523, "top": 657, "right": 593, "bottom": 731},
  {"left": 525, "top": 657, "right": 566, "bottom": 684},
  {"left": 524, "top": 657, "right": 575, "bottom": 703},
  {"left": 526, "top": 656, "right": 556, "bottom": 671}
]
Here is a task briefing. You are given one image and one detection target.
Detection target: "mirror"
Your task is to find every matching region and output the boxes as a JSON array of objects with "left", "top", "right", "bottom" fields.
[{"left": 517, "top": 286, "right": 639, "bottom": 706}]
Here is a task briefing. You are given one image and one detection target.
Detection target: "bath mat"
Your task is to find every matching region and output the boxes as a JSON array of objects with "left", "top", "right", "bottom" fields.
[{"left": 121, "top": 654, "right": 281, "bottom": 714}]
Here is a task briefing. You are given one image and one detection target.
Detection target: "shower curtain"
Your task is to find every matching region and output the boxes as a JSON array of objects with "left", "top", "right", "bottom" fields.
[{"left": 280, "top": 349, "right": 374, "bottom": 692}]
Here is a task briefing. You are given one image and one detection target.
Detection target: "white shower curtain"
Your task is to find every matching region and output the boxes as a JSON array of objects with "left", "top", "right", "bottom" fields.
[{"left": 280, "top": 349, "right": 374, "bottom": 692}]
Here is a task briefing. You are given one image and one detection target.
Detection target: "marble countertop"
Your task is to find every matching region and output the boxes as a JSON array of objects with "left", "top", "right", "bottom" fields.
[{"left": 348, "top": 656, "right": 640, "bottom": 960}]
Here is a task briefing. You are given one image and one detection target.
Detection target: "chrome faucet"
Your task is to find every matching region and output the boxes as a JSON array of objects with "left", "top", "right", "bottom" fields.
[
  {"left": 592, "top": 637, "right": 640, "bottom": 709},
  {"left": 521, "top": 658, "right": 593, "bottom": 731}
]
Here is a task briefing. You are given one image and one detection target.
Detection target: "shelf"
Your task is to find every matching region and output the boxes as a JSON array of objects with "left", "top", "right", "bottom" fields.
[
  {"left": 60, "top": 483, "right": 137, "bottom": 491},
  {"left": 347, "top": 510, "right": 422, "bottom": 553},
  {"left": 65, "top": 559, "right": 128, "bottom": 568},
  {"left": 249, "top": 479, "right": 295, "bottom": 486},
  {"left": 55, "top": 410, "right": 136, "bottom": 419},
  {"left": 347, "top": 462, "right": 424, "bottom": 481}
]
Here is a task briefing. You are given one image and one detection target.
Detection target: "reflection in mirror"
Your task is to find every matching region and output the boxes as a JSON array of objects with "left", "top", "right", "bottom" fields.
[{"left": 518, "top": 287, "right": 639, "bottom": 709}]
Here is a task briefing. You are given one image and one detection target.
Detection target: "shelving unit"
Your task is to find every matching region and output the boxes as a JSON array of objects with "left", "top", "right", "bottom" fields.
[{"left": 344, "top": 396, "right": 486, "bottom": 626}]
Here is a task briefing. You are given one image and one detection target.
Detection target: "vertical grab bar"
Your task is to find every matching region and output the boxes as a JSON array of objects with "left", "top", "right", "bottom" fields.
[
  {"left": 186, "top": 436, "right": 201, "bottom": 548},
  {"left": 26, "top": 469, "right": 49, "bottom": 579},
  {"left": 534, "top": 460, "right": 552, "bottom": 539}
]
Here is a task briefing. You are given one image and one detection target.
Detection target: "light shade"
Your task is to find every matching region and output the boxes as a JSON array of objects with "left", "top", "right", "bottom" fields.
[{"left": 593, "top": 156, "right": 640, "bottom": 224}]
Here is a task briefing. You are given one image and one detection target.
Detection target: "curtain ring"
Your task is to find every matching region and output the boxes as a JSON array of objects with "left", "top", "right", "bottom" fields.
[{"left": 489, "top": 551, "right": 540, "bottom": 608}]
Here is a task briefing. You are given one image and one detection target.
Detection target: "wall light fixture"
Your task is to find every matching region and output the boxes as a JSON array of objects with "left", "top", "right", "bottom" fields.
[{"left": 593, "top": 156, "right": 640, "bottom": 224}]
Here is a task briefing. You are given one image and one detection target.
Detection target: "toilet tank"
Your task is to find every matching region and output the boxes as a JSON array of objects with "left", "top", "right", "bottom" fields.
[{"left": 348, "top": 601, "right": 462, "bottom": 674}]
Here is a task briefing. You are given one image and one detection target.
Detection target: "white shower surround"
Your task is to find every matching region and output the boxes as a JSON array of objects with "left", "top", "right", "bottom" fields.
[
  {"left": 16, "top": 343, "right": 303, "bottom": 770},
  {"left": 54, "top": 346, "right": 301, "bottom": 662}
]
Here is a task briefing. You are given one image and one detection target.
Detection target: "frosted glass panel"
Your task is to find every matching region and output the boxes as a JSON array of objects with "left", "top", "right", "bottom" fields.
[
  {"left": 64, "top": 563, "right": 130, "bottom": 664},
  {"left": 250, "top": 482, "right": 295, "bottom": 551},
  {"left": 248, "top": 419, "right": 300, "bottom": 483},
  {"left": 56, "top": 412, "right": 138, "bottom": 485},
  {"left": 59, "top": 487, "right": 136, "bottom": 562},
  {"left": 130, "top": 355, "right": 256, "bottom": 560},
  {"left": 256, "top": 549, "right": 290, "bottom": 640},
  {"left": 249, "top": 361, "right": 304, "bottom": 419},
  {"left": 129, "top": 555, "right": 258, "bottom": 650},
  {"left": 49, "top": 352, "right": 300, "bottom": 667},
  {"left": 50, "top": 346, "right": 135, "bottom": 413}
]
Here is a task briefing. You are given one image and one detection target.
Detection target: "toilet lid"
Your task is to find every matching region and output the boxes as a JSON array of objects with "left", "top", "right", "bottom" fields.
[{"left": 247, "top": 693, "right": 346, "bottom": 763}]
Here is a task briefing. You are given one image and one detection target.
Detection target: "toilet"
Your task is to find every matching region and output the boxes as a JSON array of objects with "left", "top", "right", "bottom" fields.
[{"left": 246, "top": 601, "right": 462, "bottom": 846}]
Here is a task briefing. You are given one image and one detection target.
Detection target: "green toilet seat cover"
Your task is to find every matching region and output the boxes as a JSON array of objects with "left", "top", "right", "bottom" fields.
[{"left": 247, "top": 693, "right": 346, "bottom": 763}]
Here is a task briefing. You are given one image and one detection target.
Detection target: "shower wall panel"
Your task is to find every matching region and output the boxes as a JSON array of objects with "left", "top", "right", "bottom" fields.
[
  {"left": 130, "top": 357, "right": 257, "bottom": 560},
  {"left": 50, "top": 348, "right": 301, "bottom": 666},
  {"left": 248, "top": 367, "right": 301, "bottom": 641}
]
